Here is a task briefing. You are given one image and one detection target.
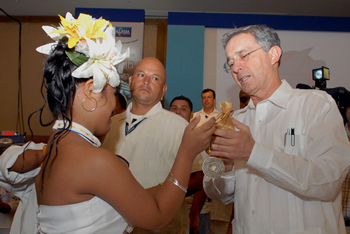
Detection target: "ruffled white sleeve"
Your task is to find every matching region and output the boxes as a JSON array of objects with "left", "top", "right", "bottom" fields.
[{"left": 0, "top": 142, "right": 44, "bottom": 198}]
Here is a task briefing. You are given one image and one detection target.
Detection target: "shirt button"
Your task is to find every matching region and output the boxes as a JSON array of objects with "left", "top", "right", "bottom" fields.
[
  {"left": 255, "top": 178, "right": 258, "bottom": 181},
  {"left": 258, "top": 120, "right": 261, "bottom": 123},
  {"left": 252, "top": 210, "right": 255, "bottom": 214}
]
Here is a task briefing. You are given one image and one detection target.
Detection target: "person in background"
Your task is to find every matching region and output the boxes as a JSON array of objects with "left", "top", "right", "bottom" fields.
[
  {"left": 169, "top": 96, "right": 194, "bottom": 123},
  {"left": 344, "top": 107, "right": 350, "bottom": 141},
  {"left": 193, "top": 89, "right": 233, "bottom": 233},
  {"left": 342, "top": 106, "right": 350, "bottom": 233},
  {"left": 193, "top": 89, "right": 220, "bottom": 126},
  {"left": 0, "top": 187, "right": 19, "bottom": 234},
  {"left": 99, "top": 93, "right": 127, "bottom": 143},
  {"left": 112, "top": 93, "right": 127, "bottom": 116},
  {"left": 0, "top": 145, "right": 45, "bottom": 234},
  {"left": 120, "top": 73, "right": 133, "bottom": 104},
  {"left": 102, "top": 57, "right": 203, "bottom": 234},
  {"left": 238, "top": 90, "right": 250, "bottom": 109},
  {"left": 170, "top": 96, "right": 211, "bottom": 234},
  {"left": 204, "top": 24, "right": 350, "bottom": 233}
]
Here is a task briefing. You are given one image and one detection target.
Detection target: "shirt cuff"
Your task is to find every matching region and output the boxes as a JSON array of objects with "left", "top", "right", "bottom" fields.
[
  {"left": 246, "top": 142, "right": 274, "bottom": 173},
  {"left": 203, "top": 167, "right": 235, "bottom": 183},
  {"left": 221, "top": 168, "right": 235, "bottom": 177}
]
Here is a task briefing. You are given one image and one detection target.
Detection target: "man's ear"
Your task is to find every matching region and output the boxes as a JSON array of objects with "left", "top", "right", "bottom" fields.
[
  {"left": 269, "top": 45, "right": 282, "bottom": 66},
  {"left": 128, "top": 76, "right": 133, "bottom": 88},
  {"left": 162, "top": 85, "right": 167, "bottom": 96},
  {"left": 84, "top": 79, "right": 94, "bottom": 98},
  {"left": 190, "top": 111, "right": 194, "bottom": 120}
]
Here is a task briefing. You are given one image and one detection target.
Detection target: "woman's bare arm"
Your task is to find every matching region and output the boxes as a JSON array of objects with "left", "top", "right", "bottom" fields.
[{"left": 9, "top": 149, "right": 44, "bottom": 173}]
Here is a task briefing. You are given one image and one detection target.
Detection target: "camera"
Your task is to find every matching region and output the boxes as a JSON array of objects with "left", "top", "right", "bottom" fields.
[
  {"left": 312, "top": 66, "right": 330, "bottom": 89},
  {"left": 297, "top": 67, "right": 350, "bottom": 124}
]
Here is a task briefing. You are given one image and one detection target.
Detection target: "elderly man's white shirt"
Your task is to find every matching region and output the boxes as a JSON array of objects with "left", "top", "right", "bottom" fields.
[{"left": 204, "top": 80, "right": 350, "bottom": 234}]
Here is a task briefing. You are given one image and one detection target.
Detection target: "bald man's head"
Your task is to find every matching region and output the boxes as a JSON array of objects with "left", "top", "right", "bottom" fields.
[{"left": 129, "top": 57, "right": 168, "bottom": 107}]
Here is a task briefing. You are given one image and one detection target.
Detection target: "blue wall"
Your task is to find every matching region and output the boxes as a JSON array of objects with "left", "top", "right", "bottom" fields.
[
  {"left": 165, "top": 25, "right": 205, "bottom": 111},
  {"left": 168, "top": 12, "right": 350, "bottom": 32}
]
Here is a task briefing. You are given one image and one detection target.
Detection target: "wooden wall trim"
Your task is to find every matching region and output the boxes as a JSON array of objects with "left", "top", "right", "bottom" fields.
[
  {"left": 144, "top": 19, "right": 168, "bottom": 66},
  {"left": 0, "top": 16, "right": 58, "bottom": 23}
]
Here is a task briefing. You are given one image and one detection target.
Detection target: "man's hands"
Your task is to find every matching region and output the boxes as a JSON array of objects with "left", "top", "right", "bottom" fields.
[{"left": 210, "top": 118, "right": 255, "bottom": 172}]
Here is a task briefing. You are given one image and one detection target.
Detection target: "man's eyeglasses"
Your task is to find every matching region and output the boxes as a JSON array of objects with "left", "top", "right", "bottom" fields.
[{"left": 225, "top": 47, "right": 263, "bottom": 71}]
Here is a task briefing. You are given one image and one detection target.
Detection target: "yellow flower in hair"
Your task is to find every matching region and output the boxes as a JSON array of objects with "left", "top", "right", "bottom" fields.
[
  {"left": 36, "top": 12, "right": 130, "bottom": 94},
  {"left": 52, "top": 12, "right": 112, "bottom": 48}
]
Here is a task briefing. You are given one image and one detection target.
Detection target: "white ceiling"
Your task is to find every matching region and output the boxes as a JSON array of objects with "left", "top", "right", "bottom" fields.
[{"left": 1, "top": 0, "right": 350, "bottom": 18}]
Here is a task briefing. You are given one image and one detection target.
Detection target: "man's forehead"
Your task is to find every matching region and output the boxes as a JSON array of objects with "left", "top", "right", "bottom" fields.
[
  {"left": 134, "top": 59, "right": 166, "bottom": 79},
  {"left": 225, "top": 33, "right": 257, "bottom": 56},
  {"left": 134, "top": 68, "right": 162, "bottom": 77},
  {"left": 202, "top": 91, "right": 213, "bottom": 97},
  {"left": 172, "top": 100, "right": 190, "bottom": 108}
]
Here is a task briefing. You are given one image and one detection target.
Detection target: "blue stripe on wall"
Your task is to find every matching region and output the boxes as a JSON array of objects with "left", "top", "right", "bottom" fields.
[
  {"left": 75, "top": 8, "right": 145, "bottom": 22},
  {"left": 165, "top": 25, "right": 205, "bottom": 111},
  {"left": 168, "top": 12, "right": 350, "bottom": 32}
]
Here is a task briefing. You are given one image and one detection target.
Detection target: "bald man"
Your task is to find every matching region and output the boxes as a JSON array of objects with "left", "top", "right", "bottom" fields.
[{"left": 102, "top": 57, "right": 190, "bottom": 234}]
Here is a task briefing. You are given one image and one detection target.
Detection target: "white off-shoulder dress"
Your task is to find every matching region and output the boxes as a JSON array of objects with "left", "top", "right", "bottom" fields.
[
  {"left": 1, "top": 142, "right": 130, "bottom": 233},
  {"left": 36, "top": 191, "right": 128, "bottom": 233}
]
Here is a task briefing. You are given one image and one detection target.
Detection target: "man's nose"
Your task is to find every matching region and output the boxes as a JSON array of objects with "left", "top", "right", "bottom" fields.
[
  {"left": 143, "top": 76, "right": 151, "bottom": 85},
  {"left": 232, "top": 60, "right": 243, "bottom": 74}
]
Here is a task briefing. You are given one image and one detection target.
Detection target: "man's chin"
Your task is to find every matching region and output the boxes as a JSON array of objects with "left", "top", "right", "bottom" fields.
[{"left": 134, "top": 95, "right": 155, "bottom": 104}]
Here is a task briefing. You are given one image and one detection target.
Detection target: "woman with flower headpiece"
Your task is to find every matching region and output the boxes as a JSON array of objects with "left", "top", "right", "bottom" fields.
[{"left": 1, "top": 12, "right": 215, "bottom": 233}]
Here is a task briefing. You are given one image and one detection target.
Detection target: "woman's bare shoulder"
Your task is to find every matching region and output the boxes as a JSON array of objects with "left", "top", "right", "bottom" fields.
[{"left": 74, "top": 145, "right": 130, "bottom": 178}]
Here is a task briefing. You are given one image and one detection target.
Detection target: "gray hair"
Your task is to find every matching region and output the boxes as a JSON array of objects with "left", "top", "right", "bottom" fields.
[{"left": 222, "top": 25, "right": 281, "bottom": 52}]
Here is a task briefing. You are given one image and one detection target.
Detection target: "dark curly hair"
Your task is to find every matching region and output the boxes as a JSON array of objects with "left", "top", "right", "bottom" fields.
[
  {"left": 45, "top": 38, "right": 83, "bottom": 118},
  {"left": 29, "top": 37, "right": 91, "bottom": 188}
]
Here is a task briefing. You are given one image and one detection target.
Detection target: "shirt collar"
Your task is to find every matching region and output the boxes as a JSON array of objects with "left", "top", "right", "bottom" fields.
[
  {"left": 235, "top": 99, "right": 254, "bottom": 115},
  {"left": 243, "top": 79, "right": 292, "bottom": 111},
  {"left": 126, "top": 101, "right": 163, "bottom": 124},
  {"left": 199, "top": 108, "right": 220, "bottom": 115},
  {"left": 267, "top": 80, "right": 292, "bottom": 109}
]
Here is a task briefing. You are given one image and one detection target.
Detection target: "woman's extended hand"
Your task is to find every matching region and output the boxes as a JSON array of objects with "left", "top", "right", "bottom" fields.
[{"left": 181, "top": 115, "right": 216, "bottom": 157}]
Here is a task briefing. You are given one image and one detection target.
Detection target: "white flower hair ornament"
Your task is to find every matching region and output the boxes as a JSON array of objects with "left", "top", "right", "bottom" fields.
[{"left": 36, "top": 12, "right": 130, "bottom": 93}]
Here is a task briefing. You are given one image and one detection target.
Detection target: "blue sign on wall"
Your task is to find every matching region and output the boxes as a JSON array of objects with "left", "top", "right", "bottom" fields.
[{"left": 115, "top": 27, "right": 132, "bottom": 37}]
